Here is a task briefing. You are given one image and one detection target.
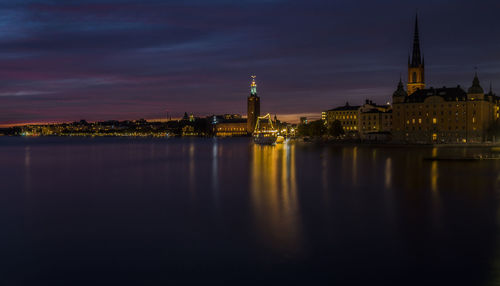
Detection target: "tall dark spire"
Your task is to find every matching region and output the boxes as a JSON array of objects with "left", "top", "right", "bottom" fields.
[{"left": 410, "top": 14, "right": 422, "bottom": 67}]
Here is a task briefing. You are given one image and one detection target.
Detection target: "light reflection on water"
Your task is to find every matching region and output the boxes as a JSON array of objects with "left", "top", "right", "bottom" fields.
[
  {"left": 2, "top": 137, "right": 500, "bottom": 285},
  {"left": 250, "top": 143, "right": 301, "bottom": 255}
]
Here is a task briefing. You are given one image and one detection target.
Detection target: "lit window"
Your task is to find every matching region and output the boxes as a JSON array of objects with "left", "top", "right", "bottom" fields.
[
  {"left": 418, "top": 118, "right": 422, "bottom": 124},
  {"left": 412, "top": 119, "right": 415, "bottom": 124},
  {"left": 432, "top": 118, "right": 437, "bottom": 124},
  {"left": 472, "top": 117, "right": 476, "bottom": 123}
]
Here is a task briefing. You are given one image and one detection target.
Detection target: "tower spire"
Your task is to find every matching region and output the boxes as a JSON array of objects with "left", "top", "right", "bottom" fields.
[
  {"left": 407, "top": 13, "right": 425, "bottom": 94},
  {"left": 410, "top": 14, "right": 422, "bottom": 67},
  {"left": 250, "top": 75, "right": 257, "bottom": 96}
]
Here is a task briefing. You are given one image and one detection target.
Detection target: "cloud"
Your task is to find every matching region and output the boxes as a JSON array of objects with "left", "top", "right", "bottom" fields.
[{"left": 1, "top": 0, "right": 500, "bottom": 124}]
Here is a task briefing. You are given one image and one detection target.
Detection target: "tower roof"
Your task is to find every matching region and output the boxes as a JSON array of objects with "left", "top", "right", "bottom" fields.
[
  {"left": 393, "top": 77, "right": 408, "bottom": 97},
  {"left": 410, "top": 14, "right": 422, "bottom": 67},
  {"left": 468, "top": 72, "right": 484, "bottom": 94}
]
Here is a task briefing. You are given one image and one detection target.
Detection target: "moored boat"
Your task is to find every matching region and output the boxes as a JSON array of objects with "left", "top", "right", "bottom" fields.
[
  {"left": 254, "top": 133, "right": 277, "bottom": 145},
  {"left": 253, "top": 113, "right": 278, "bottom": 145},
  {"left": 276, "top": 135, "right": 285, "bottom": 144}
]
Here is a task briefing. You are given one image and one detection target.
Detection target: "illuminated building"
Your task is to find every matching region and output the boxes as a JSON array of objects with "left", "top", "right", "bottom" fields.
[
  {"left": 392, "top": 15, "right": 500, "bottom": 143},
  {"left": 212, "top": 114, "right": 247, "bottom": 137},
  {"left": 321, "top": 111, "right": 327, "bottom": 124},
  {"left": 324, "top": 100, "right": 392, "bottom": 139},
  {"left": 214, "top": 121, "right": 247, "bottom": 137},
  {"left": 358, "top": 100, "right": 392, "bottom": 139},
  {"left": 247, "top": 76, "right": 260, "bottom": 134},
  {"left": 325, "top": 102, "right": 359, "bottom": 132}
]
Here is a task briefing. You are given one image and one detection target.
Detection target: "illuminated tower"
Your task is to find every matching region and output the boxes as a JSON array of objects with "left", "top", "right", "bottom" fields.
[
  {"left": 247, "top": 75, "right": 260, "bottom": 133},
  {"left": 407, "top": 14, "right": 425, "bottom": 95}
]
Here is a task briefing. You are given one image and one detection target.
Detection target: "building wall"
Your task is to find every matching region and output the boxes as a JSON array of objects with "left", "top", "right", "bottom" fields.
[
  {"left": 359, "top": 111, "right": 392, "bottom": 137},
  {"left": 326, "top": 109, "right": 358, "bottom": 132},
  {"left": 393, "top": 95, "right": 498, "bottom": 143},
  {"left": 215, "top": 122, "right": 248, "bottom": 137}
]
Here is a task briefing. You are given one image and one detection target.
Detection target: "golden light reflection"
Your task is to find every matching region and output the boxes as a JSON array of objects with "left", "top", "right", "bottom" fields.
[
  {"left": 250, "top": 142, "right": 302, "bottom": 254},
  {"left": 431, "top": 148, "right": 438, "bottom": 193},
  {"left": 431, "top": 161, "right": 438, "bottom": 193},
  {"left": 385, "top": 157, "right": 392, "bottom": 189}
]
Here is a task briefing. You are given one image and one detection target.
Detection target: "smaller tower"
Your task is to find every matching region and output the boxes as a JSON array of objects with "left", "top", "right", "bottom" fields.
[
  {"left": 407, "top": 14, "right": 425, "bottom": 95},
  {"left": 467, "top": 72, "right": 484, "bottom": 101},
  {"left": 393, "top": 77, "right": 408, "bottom": 104},
  {"left": 247, "top": 76, "right": 261, "bottom": 134}
]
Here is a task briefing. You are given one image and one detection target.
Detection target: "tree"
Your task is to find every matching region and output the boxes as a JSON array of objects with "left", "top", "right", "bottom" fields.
[
  {"left": 327, "top": 120, "right": 344, "bottom": 138},
  {"left": 309, "top": 120, "right": 327, "bottom": 137},
  {"left": 297, "top": 120, "right": 326, "bottom": 137},
  {"left": 297, "top": 123, "right": 310, "bottom": 137},
  {"left": 487, "top": 119, "right": 500, "bottom": 142}
]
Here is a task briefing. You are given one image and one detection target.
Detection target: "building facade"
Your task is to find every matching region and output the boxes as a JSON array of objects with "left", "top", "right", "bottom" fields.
[
  {"left": 392, "top": 16, "right": 500, "bottom": 143},
  {"left": 214, "top": 121, "right": 248, "bottom": 137},
  {"left": 325, "top": 103, "right": 360, "bottom": 133},
  {"left": 247, "top": 76, "right": 260, "bottom": 134}
]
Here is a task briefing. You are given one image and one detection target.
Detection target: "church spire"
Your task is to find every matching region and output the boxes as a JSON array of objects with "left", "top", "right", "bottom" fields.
[
  {"left": 407, "top": 13, "right": 425, "bottom": 94},
  {"left": 410, "top": 13, "right": 422, "bottom": 67}
]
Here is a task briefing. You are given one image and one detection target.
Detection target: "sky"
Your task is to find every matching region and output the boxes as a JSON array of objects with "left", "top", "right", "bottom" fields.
[{"left": 0, "top": 0, "right": 500, "bottom": 125}]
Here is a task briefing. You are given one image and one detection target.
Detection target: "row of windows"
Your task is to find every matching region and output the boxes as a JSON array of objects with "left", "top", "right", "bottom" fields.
[
  {"left": 341, "top": 121, "right": 356, "bottom": 125},
  {"left": 217, "top": 128, "right": 246, "bottom": 131},
  {"left": 334, "top": 115, "right": 357, "bottom": 120},
  {"left": 362, "top": 121, "right": 392, "bottom": 125},
  {"left": 343, "top": 126, "right": 357, "bottom": 131},
  {"left": 405, "top": 126, "right": 467, "bottom": 131},
  {"left": 405, "top": 117, "right": 477, "bottom": 125},
  {"left": 400, "top": 110, "right": 471, "bottom": 116},
  {"left": 395, "top": 103, "right": 468, "bottom": 109}
]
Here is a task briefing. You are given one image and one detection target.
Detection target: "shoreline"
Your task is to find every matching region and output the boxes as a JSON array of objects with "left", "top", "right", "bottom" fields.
[{"left": 2, "top": 135, "right": 500, "bottom": 148}]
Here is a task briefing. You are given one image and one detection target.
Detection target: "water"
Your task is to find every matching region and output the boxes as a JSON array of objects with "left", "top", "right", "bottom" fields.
[{"left": 1, "top": 137, "right": 500, "bottom": 285}]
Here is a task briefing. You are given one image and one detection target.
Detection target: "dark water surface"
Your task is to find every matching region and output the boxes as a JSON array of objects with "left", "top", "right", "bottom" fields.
[{"left": 1, "top": 137, "right": 500, "bottom": 285}]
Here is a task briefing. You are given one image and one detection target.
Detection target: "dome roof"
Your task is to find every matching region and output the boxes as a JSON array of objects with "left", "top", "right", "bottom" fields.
[
  {"left": 393, "top": 79, "right": 408, "bottom": 97},
  {"left": 468, "top": 73, "right": 484, "bottom": 94}
]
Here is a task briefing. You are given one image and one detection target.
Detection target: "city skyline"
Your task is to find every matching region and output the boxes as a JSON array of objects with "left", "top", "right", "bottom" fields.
[{"left": 1, "top": 0, "right": 500, "bottom": 126}]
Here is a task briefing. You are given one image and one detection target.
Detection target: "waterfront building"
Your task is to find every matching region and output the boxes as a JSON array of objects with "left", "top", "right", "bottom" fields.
[
  {"left": 211, "top": 114, "right": 247, "bottom": 137},
  {"left": 214, "top": 120, "right": 248, "bottom": 137},
  {"left": 325, "top": 102, "right": 360, "bottom": 133},
  {"left": 358, "top": 100, "right": 392, "bottom": 140},
  {"left": 247, "top": 76, "right": 260, "bottom": 134},
  {"left": 392, "top": 15, "right": 500, "bottom": 143}
]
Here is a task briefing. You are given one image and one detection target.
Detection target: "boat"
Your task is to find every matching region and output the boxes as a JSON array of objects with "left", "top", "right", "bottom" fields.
[
  {"left": 253, "top": 114, "right": 278, "bottom": 145},
  {"left": 276, "top": 135, "right": 285, "bottom": 144},
  {"left": 254, "top": 133, "right": 278, "bottom": 145}
]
